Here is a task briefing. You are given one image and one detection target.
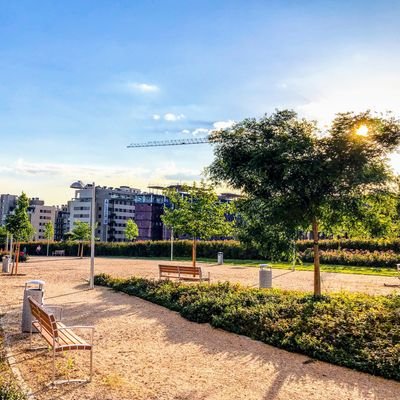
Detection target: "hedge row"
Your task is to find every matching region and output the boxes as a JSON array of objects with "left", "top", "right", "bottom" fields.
[
  {"left": 16, "top": 239, "right": 400, "bottom": 268},
  {"left": 301, "top": 249, "right": 400, "bottom": 268},
  {"left": 297, "top": 238, "right": 400, "bottom": 252},
  {"left": 94, "top": 274, "right": 400, "bottom": 381},
  {"left": 19, "top": 240, "right": 262, "bottom": 260}
]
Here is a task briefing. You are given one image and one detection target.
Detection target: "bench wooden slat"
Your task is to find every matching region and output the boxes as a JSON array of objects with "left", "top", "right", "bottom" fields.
[
  {"left": 29, "top": 297, "right": 92, "bottom": 350},
  {"left": 158, "top": 264, "right": 210, "bottom": 282},
  {"left": 28, "top": 296, "right": 94, "bottom": 384}
]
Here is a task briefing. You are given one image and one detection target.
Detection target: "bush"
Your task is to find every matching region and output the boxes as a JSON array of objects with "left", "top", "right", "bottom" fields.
[
  {"left": 95, "top": 273, "right": 400, "bottom": 381},
  {"left": 0, "top": 380, "right": 26, "bottom": 400},
  {"left": 300, "top": 248, "right": 400, "bottom": 268}
]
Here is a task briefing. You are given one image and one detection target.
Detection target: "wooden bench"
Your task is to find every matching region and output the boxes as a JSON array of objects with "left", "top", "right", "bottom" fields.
[
  {"left": 52, "top": 250, "right": 65, "bottom": 256},
  {"left": 159, "top": 264, "right": 210, "bottom": 282},
  {"left": 28, "top": 296, "right": 94, "bottom": 385}
]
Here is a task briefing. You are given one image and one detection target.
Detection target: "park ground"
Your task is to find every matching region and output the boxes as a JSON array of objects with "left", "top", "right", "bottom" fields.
[{"left": 1, "top": 256, "right": 400, "bottom": 399}]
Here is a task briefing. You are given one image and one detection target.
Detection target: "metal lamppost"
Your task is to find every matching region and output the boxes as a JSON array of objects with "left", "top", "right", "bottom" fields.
[{"left": 70, "top": 181, "right": 96, "bottom": 289}]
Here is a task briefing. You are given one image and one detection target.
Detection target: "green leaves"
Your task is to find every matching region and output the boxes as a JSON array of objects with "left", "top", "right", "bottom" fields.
[
  {"left": 125, "top": 219, "right": 139, "bottom": 241},
  {"left": 161, "top": 182, "right": 235, "bottom": 239},
  {"left": 71, "top": 221, "right": 91, "bottom": 241},
  {"left": 5, "top": 192, "right": 34, "bottom": 242},
  {"left": 44, "top": 221, "right": 54, "bottom": 240}
]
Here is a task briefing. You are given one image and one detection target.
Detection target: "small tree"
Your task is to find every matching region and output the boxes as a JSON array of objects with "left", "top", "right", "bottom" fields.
[
  {"left": 162, "top": 182, "right": 235, "bottom": 266},
  {"left": 208, "top": 110, "right": 400, "bottom": 295},
  {"left": 125, "top": 219, "right": 139, "bottom": 241},
  {"left": 44, "top": 222, "right": 54, "bottom": 256},
  {"left": 5, "top": 192, "right": 34, "bottom": 274},
  {"left": 71, "top": 221, "right": 91, "bottom": 258}
]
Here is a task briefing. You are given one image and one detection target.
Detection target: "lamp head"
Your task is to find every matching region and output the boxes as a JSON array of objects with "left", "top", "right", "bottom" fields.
[{"left": 70, "top": 180, "right": 84, "bottom": 189}]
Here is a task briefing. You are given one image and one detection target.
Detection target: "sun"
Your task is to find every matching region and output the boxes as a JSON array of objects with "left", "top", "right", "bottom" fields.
[{"left": 356, "top": 125, "right": 369, "bottom": 137}]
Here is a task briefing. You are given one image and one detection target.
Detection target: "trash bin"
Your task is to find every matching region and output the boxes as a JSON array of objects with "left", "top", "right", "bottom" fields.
[
  {"left": 2, "top": 255, "right": 10, "bottom": 273},
  {"left": 217, "top": 252, "right": 224, "bottom": 265},
  {"left": 259, "top": 264, "right": 272, "bottom": 288},
  {"left": 21, "top": 280, "right": 45, "bottom": 333}
]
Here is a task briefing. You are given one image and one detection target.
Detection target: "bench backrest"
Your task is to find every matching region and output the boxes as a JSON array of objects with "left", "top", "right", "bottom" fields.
[
  {"left": 28, "top": 296, "right": 58, "bottom": 338},
  {"left": 159, "top": 264, "right": 202, "bottom": 276}
]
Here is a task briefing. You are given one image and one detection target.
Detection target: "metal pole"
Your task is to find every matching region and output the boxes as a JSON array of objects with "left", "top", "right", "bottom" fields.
[
  {"left": 9, "top": 234, "right": 13, "bottom": 270},
  {"left": 170, "top": 228, "right": 174, "bottom": 261},
  {"left": 89, "top": 182, "right": 95, "bottom": 289},
  {"left": 6, "top": 233, "right": 9, "bottom": 253}
]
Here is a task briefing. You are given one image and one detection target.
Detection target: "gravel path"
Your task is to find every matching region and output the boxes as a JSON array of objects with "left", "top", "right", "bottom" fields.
[{"left": 0, "top": 256, "right": 399, "bottom": 399}]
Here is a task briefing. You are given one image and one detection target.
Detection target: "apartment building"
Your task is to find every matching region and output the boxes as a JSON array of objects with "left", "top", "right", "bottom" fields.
[
  {"left": 28, "top": 198, "right": 57, "bottom": 241},
  {"left": 68, "top": 184, "right": 141, "bottom": 242},
  {"left": 0, "top": 194, "right": 18, "bottom": 226},
  {"left": 54, "top": 205, "right": 70, "bottom": 241}
]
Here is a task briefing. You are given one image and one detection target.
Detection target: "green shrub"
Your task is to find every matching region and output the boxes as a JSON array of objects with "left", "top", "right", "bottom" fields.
[
  {"left": 95, "top": 273, "right": 400, "bottom": 381},
  {"left": 0, "top": 380, "right": 26, "bottom": 400}
]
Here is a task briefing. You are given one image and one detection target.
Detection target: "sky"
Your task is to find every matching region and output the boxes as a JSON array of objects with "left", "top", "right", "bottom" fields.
[{"left": 1, "top": 0, "right": 400, "bottom": 204}]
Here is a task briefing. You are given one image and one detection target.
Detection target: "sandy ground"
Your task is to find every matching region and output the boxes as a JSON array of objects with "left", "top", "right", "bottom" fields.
[{"left": 0, "top": 256, "right": 399, "bottom": 400}]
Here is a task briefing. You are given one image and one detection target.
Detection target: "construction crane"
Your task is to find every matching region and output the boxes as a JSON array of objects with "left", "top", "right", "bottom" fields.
[{"left": 127, "top": 136, "right": 212, "bottom": 148}]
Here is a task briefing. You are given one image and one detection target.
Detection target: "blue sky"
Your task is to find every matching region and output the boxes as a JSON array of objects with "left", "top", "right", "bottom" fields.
[{"left": 1, "top": 0, "right": 400, "bottom": 204}]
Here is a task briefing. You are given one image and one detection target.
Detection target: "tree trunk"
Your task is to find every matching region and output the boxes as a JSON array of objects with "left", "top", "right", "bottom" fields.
[
  {"left": 80, "top": 241, "right": 84, "bottom": 258},
  {"left": 77, "top": 242, "right": 80, "bottom": 257},
  {"left": 192, "top": 237, "right": 197, "bottom": 267},
  {"left": 47, "top": 238, "right": 49, "bottom": 256},
  {"left": 312, "top": 217, "right": 321, "bottom": 296}
]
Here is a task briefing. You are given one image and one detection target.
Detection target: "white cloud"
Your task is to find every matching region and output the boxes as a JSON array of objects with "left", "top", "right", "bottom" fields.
[
  {"left": 164, "top": 113, "right": 185, "bottom": 121},
  {"left": 0, "top": 159, "right": 150, "bottom": 179},
  {"left": 192, "top": 128, "right": 210, "bottom": 136},
  {"left": 152, "top": 114, "right": 161, "bottom": 120},
  {"left": 212, "top": 120, "right": 235, "bottom": 130},
  {"left": 127, "top": 82, "right": 159, "bottom": 93},
  {"left": 181, "top": 129, "right": 191, "bottom": 134}
]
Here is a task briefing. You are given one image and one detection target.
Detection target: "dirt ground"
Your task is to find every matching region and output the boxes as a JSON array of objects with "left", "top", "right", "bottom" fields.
[{"left": 1, "top": 256, "right": 399, "bottom": 400}]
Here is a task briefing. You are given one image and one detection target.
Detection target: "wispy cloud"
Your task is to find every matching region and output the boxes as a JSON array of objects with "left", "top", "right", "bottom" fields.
[
  {"left": 152, "top": 114, "right": 161, "bottom": 120},
  {"left": 164, "top": 113, "right": 185, "bottom": 121},
  {"left": 126, "top": 82, "right": 159, "bottom": 93}
]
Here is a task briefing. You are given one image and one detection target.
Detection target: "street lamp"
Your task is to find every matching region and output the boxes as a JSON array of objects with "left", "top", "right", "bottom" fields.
[{"left": 70, "top": 180, "right": 96, "bottom": 289}]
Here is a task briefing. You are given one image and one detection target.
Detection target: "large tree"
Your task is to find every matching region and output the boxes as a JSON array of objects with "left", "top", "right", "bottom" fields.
[
  {"left": 5, "top": 192, "right": 34, "bottom": 274},
  {"left": 208, "top": 110, "right": 400, "bottom": 295},
  {"left": 162, "top": 182, "right": 235, "bottom": 266}
]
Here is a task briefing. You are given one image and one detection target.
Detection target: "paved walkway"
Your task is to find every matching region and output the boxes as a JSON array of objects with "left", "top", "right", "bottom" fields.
[{"left": 0, "top": 257, "right": 399, "bottom": 399}]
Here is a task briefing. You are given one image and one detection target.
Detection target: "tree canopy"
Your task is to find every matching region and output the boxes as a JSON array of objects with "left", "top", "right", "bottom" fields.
[
  {"left": 5, "top": 192, "right": 34, "bottom": 242},
  {"left": 44, "top": 221, "right": 54, "bottom": 240},
  {"left": 208, "top": 110, "right": 400, "bottom": 295},
  {"left": 162, "top": 182, "right": 235, "bottom": 265},
  {"left": 125, "top": 219, "right": 139, "bottom": 241},
  {"left": 71, "top": 221, "right": 91, "bottom": 241}
]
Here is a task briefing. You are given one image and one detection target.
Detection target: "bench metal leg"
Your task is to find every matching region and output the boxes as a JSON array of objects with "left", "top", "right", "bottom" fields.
[
  {"left": 52, "top": 348, "right": 56, "bottom": 386},
  {"left": 89, "top": 347, "right": 93, "bottom": 382}
]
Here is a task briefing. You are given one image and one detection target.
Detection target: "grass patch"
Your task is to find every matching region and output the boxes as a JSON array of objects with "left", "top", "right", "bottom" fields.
[
  {"left": 0, "top": 324, "right": 27, "bottom": 400},
  {"left": 95, "top": 274, "right": 400, "bottom": 382}
]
